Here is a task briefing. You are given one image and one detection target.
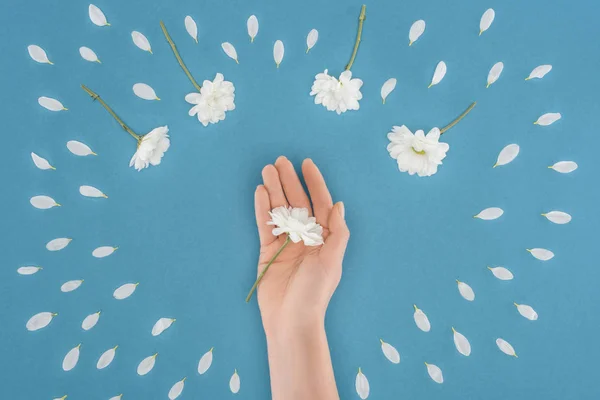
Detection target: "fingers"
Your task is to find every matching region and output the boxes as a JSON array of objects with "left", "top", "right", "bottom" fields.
[
  {"left": 274, "top": 156, "right": 312, "bottom": 214},
  {"left": 302, "top": 159, "right": 334, "bottom": 227},
  {"left": 255, "top": 185, "right": 275, "bottom": 246},
  {"left": 321, "top": 202, "right": 350, "bottom": 261},
  {"left": 262, "top": 164, "right": 288, "bottom": 209}
]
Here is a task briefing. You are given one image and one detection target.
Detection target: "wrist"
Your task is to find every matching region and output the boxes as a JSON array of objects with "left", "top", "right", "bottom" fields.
[{"left": 264, "top": 312, "right": 326, "bottom": 344}]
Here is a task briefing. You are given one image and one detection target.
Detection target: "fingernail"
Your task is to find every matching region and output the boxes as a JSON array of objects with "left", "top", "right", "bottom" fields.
[{"left": 338, "top": 202, "right": 345, "bottom": 219}]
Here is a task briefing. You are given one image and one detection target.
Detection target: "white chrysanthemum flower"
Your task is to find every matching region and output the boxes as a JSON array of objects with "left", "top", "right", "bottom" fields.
[
  {"left": 268, "top": 206, "right": 324, "bottom": 246},
  {"left": 310, "top": 69, "right": 363, "bottom": 115},
  {"left": 387, "top": 125, "right": 449, "bottom": 177},
  {"left": 185, "top": 73, "right": 235, "bottom": 126},
  {"left": 129, "top": 126, "right": 170, "bottom": 171}
]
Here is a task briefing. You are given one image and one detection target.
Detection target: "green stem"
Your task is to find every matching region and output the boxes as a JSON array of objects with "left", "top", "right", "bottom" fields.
[
  {"left": 160, "top": 21, "right": 202, "bottom": 92},
  {"left": 440, "top": 102, "right": 476, "bottom": 134},
  {"left": 80, "top": 84, "right": 141, "bottom": 142},
  {"left": 345, "top": 5, "right": 367, "bottom": 71},
  {"left": 246, "top": 236, "right": 291, "bottom": 303}
]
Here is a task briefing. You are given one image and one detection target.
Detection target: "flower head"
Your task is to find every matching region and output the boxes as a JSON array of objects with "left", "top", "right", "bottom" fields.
[
  {"left": 310, "top": 69, "right": 363, "bottom": 115},
  {"left": 185, "top": 73, "right": 235, "bottom": 126},
  {"left": 267, "top": 206, "right": 324, "bottom": 246},
  {"left": 129, "top": 126, "right": 170, "bottom": 171},
  {"left": 387, "top": 125, "right": 449, "bottom": 177}
]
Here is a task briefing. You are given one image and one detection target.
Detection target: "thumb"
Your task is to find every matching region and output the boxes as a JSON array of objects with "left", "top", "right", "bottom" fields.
[{"left": 321, "top": 202, "right": 350, "bottom": 260}]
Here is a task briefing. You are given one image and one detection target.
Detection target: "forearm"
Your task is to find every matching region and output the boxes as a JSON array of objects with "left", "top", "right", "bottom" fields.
[{"left": 266, "top": 319, "right": 339, "bottom": 400}]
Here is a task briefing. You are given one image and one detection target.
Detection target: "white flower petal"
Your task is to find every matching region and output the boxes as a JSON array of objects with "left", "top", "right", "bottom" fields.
[
  {"left": 456, "top": 280, "right": 475, "bottom": 301},
  {"left": 17, "top": 266, "right": 42, "bottom": 275},
  {"left": 549, "top": 161, "right": 577, "bottom": 173},
  {"left": 429, "top": 61, "right": 447, "bottom": 87},
  {"left": 306, "top": 29, "right": 318, "bottom": 52},
  {"left": 62, "top": 344, "right": 81, "bottom": 371},
  {"left": 229, "top": 370, "right": 240, "bottom": 393},
  {"left": 474, "top": 207, "right": 504, "bottom": 220},
  {"left": 380, "top": 78, "right": 397, "bottom": 104},
  {"left": 79, "top": 46, "right": 100, "bottom": 63},
  {"left": 527, "top": 248, "right": 554, "bottom": 261},
  {"left": 89, "top": 4, "right": 109, "bottom": 26},
  {"left": 542, "top": 211, "right": 571, "bottom": 224},
  {"left": 197, "top": 348, "right": 213, "bottom": 374},
  {"left": 534, "top": 112, "right": 561, "bottom": 126},
  {"left": 79, "top": 185, "right": 107, "bottom": 198},
  {"left": 221, "top": 42, "right": 239, "bottom": 63},
  {"left": 97, "top": 346, "right": 118, "bottom": 369},
  {"left": 185, "top": 16, "right": 198, "bottom": 43},
  {"left": 38, "top": 96, "right": 66, "bottom": 111},
  {"left": 31, "top": 152, "right": 55, "bottom": 170},
  {"left": 380, "top": 339, "right": 400, "bottom": 364},
  {"left": 61, "top": 279, "right": 83, "bottom": 293},
  {"left": 133, "top": 83, "right": 159, "bottom": 101},
  {"left": 82, "top": 311, "right": 101, "bottom": 330},
  {"left": 132, "top": 31, "right": 152, "bottom": 53},
  {"left": 28, "top": 45, "right": 52, "bottom": 64},
  {"left": 273, "top": 40, "right": 284, "bottom": 67},
  {"left": 67, "top": 140, "right": 96, "bottom": 156},
  {"left": 92, "top": 246, "right": 117, "bottom": 258},
  {"left": 488, "top": 266, "right": 513, "bottom": 281},
  {"left": 169, "top": 378, "right": 186, "bottom": 399},
  {"left": 496, "top": 338, "right": 517, "bottom": 357},
  {"left": 355, "top": 368, "right": 370, "bottom": 399},
  {"left": 487, "top": 62, "right": 504, "bottom": 88},
  {"left": 137, "top": 353, "right": 158, "bottom": 375},
  {"left": 46, "top": 238, "right": 72, "bottom": 251},
  {"left": 152, "top": 317, "right": 176, "bottom": 336},
  {"left": 409, "top": 20, "right": 426, "bottom": 45},
  {"left": 515, "top": 303, "right": 538, "bottom": 321},
  {"left": 452, "top": 328, "right": 471, "bottom": 356},
  {"left": 425, "top": 363, "right": 443, "bottom": 383},
  {"left": 31, "top": 195, "right": 59, "bottom": 209},
  {"left": 113, "top": 283, "right": 138, "bottom": 299},
  {"left": 479, "top": 8, "right": 495, "bottom": 35},
  {"left": 26, "top": 311, "right": 56, "bottom": 331},
  {"left": 247, "top": 15, "right": 258, "bottom": 42},
  {"left": 494, "top": 144, "right": 520, "bottom": 167},
  {"left": 109, "top": 395, "right": 123, "bottom": 400},
  {"left": 526, "top": 64, "right": 552, "bottom": 80},
  {"left": 413, "top": 305, "right": 431, "bottom": 332}
]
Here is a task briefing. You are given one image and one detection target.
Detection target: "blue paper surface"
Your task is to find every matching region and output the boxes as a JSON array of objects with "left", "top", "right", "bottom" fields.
[{"left": 1, "top": 0, "right": 599, "bottom": 398}]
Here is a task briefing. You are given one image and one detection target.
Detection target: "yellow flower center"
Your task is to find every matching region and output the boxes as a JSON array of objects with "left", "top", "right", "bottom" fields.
[{"left": 412, "top": 147, "right": 426, "bottom": 155}]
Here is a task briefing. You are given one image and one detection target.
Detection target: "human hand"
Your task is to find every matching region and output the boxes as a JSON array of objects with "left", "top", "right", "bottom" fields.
[{"left": 253, "top": 157, "right": 350, "bottom": 336}]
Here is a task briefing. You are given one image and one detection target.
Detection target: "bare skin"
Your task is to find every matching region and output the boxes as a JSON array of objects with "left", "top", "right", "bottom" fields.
[{"left": 254, "top": 156, "right": 350, "bottom": 400}]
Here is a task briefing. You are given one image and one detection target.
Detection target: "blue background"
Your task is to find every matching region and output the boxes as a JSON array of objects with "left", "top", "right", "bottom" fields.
[{"left": 1, "top": 0, "right": 598, "bottom": 398}]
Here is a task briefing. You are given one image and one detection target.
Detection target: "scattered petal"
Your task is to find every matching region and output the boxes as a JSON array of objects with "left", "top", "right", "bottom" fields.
[
  {"left": 109, "top": 396, "right": 123, "bottom": 400},
  {"left": 425, "top": 362, "right": 443, "bottom": 383},
  {"left": 229, "top": 370, "right": 240, "bottom": 394},
  {"left": 89, "top": 4, "right": 109, "bottom": 26},
  {"left": 429, "top": 61, "right": 447, "bottom": 88},
  {"left": 479, "top": 8, "right": 495, "bottom": 35},
  {"left": 409, "top": 20, "right": 426, "bottom": 45},
  {"left": 80, "top": 185, "right": 107, "bottom": 198},
  {"left": 31, "top": 152, "right": 55, "bottom": 170},
  {"left": 221, "top": 42, "right": 239, "bottom": 63},
  {"left": 28, "top": 45, "right": 53, "bottom": 64},
  {"left": 82, "top": 311, "right": 101, "bottom": 330},
  {"left": 137, "top": 353, "right": 158, "bottom": 375},
  {"left": 380, "top": 78, "right": 397, "bottom": 104},
  {"left": 92, "top": 246, "right": 117, "bottom": 258},
  {"left": 79, "top": 46, "right": 100, "bottom": 63},
  {"left": 452, "top": 328, "right": 471, "bottom": 356},
  {"left": 46, "top": 238, "right": 72, "bottom": 251},
  {"left": 494, "top": 144, "right": 519, "bottom": 167},
  {"left": 169, "top": 378, "right": 186, "bottom": 399},
  {"left": 456, "top": 280, "right": 475, "bottom": 301},
  {"left": 526, "top": 65, "right": 552, "bottom": 80},
  {"left": 515, "top": 303, "right": 538, "bottom": 321},
  {"left": 549, "top": 161, "right": 577, "bottom": 173},
  {"left": 527, "top": 248, "right": 554, "bottom": 261},
  {"left": 306, "top": 29, "right": 318, "bottom": 52},
  {"left": 61, "top": 280, "right": 84, "bottom": 293},
  {"left": 17, "top": 266, "right": 42, "bottom": 275},
  {"left": 486, "top": 62, "right": 504, "bottom": 88},
  {"left": 38, "top": 96, "right": 67, "bottom": 111},
  {"left": 247, "top": 15, "right": 258, "bottom": 42},
  {"left": 67, "top": 140, "right": 96, "bottom": 156},
  {"left": 534, "top": 113, "right": 561, "bottom": 126},
  {"left": 31, "top": 195, "right": 60, "bottom": 209},
  {"left": 496, "top": 338, "right": 517, "bottom": 357},
  {"left": 97, "top": 346, "right": 118, "bottom": 369},
  {"left": 152, "top": 318, "right": 176, "bottom": 336},
  {"left": 355, "top": 368, "right": 370, "bottom": 399},
  {"left": 26, "top": 311, "right": 57, "bottom": 331},
  {"left": 197, "top": 348, "right": 213, "bottom": 374},
  {"left": 113, "top": 283, "right": 138, "bottom": 300},
  {"left": 413, "top": 305, "right": 431, "bottom": 332},
  {"left": 474, "top": 207, "right": 504, "bottom": 220},
  {"left": 132, "top": 31, "right": 152, "bottom": 53},
  {"left": 185, "top": 16, "right": 198, "bottom": 43},
  {"left": 542, "top": 211, "right": 571, "bottom": 224},
  {"left": 273, "top": 40, "right": 284, "bottom": 67},
  {"left": 133, "top": 83, "right": 159, "bottom": 101},
  {"left": 488, "top": 266, "right": 513, "bottom": 281},
  {"left": 380, "top": 339, "right": 400, "bottom": 364},
  {"left": 62, "top": 344, "right": 81, "bottom": 371}
]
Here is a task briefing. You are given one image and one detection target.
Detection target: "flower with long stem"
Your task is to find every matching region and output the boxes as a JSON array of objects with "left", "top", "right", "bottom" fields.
[
  {"left": 81, "top": 85, "right": 170, "bottom": 171},
  {"left": 310, "top": 5, "right": 366, "bottom": 114}
]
